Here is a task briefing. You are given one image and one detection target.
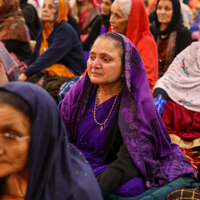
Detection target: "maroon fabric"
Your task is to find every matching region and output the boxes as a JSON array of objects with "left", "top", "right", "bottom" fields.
[{"left": 162, "top": 98, "right": 200, "bottom": 141}]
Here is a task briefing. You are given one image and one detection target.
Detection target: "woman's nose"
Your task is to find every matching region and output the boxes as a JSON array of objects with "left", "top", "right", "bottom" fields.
[
  {"left": 0, "top": 147, "right": 4, "bottom": 156},
  {"left": 110, "top": 14, "right": 114, "bottom": 23},
  {"left": 160, "top": 9, "right": 165, "bottom": 14},
  {"left": 92, "top": 58, "right": 101, "bottom": 68}
]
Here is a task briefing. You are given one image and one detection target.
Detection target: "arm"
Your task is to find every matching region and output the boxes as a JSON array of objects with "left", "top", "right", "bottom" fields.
[
  {"left": 97, "top": 143, "right": 139, "bottom": 198},
  {"left": 2, "top": 40, "right": 20, "bottom": 53},
  {"left": 153, "top": 88, "right": 168, "bottom": 100},
  {"left": 24, "top": 26, "right": 76, "bottom": 78},
  {"left": 25, "top": 31, "right": 43, "bottom": 65}
]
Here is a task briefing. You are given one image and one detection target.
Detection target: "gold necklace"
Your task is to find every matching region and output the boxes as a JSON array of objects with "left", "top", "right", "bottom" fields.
[
  {"left": 93, "top": 81, "right": 124, "bottom": 131},
  {"left": 14, "top": 177, "right": 24, "bottom": 198}
]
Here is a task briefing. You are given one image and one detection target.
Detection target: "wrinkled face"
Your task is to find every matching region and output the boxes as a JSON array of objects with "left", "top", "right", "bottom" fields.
[
  {"left": 42, "top": 0, "right": 55, "bottom": 22},
  {"left": 110, "top": 2, "right": 128, "bottom": 36},
  {"left": 0, "top": 104, "right": 31, "bottom": 178},
  {"left": 156, "top": 0, "right": 173, "bottom": 25},
  {"left": 101, "top": 0, "right": 112, "bottom": 16},
  {"left": 87, "top": 37, "right": 123, "bottom": 87}
]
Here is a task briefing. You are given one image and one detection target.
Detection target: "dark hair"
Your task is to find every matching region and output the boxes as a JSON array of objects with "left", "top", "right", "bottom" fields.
[
  {"left": 155, "top": 0, "right": 181, "bottom": 35},
  {"left": 0, "top": 90, "right": 32, "bottom": 122},
  {"left": 96, "top": 32, "right": 124, "bottom": 63}
]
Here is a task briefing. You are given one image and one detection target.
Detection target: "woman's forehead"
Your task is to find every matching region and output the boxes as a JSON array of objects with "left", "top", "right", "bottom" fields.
[{"left": 44, "top": 0, "right": 54, "bottom": 5}]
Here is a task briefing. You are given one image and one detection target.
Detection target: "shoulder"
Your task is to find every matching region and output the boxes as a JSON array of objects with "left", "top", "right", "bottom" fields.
[
  {"left": 188, "top": 41, "right": 200, "bottom": 52},
  {"left": 61, "top": 76, "right": 86, "bottom": 106},
  {"left": 176, "top": 24, "right": 191, "bottom": 36},
  {"left": 150, "top": 22, "right": 157, "bottom": 36},
  {"left": 53, "top": 21, "right": 78, "bottom": 37},
  {"left": 175, "top": 41, "right": 198, "bottom": 61}
]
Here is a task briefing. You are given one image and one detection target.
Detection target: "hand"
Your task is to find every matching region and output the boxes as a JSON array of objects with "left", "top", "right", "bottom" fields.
[
  {"left": 154, "top": 94, "right": 167, "bottom": 115},
  {"left": 19, "top": 73, "right": 28, "bottom": 82}
]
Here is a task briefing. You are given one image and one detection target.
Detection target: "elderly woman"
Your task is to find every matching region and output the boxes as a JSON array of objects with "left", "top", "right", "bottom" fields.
[
  {"left": 19, "top": 0, "right": 86, "bottom": 81},
  {"left": 0, "top": 82, "right": 103, "bottom": 200},
  {"left": 0, "top": 0, "right": 32, "bottom": 61},
  {"left": 150, "top": 0, "right": 192, "bottom": 77},
  {"left": 153, "top": 34, "right": 200, "bottom": 174},
  {"left": 59, "top": 32, "right": 198, "bottom": 199},
  {"left": 109, "top": 0, "right": 158, "bottom": 92}
]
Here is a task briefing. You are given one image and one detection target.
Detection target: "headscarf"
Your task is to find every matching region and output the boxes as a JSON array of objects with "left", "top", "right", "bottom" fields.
[
  {"left": 154, "top": 41, "right": 200, "bottom": 113},
  {"left": 0, "top": 43, "right": 19, "bottom": 81},
  {"left": 40, "top": 0, "right": 68, "bottom": 55},
  {"left": 0, "top": 0, "right": 29, "bottom": 42},
  {"left": 127, "top": 0, "right": 158, "bottom": 92},
  {"left": 110, "top": 0, "right": 158, "bottom": 92},
  {"left": 59, "top": 33, "right": 197, "bottom": 189},
  {"left": 154, "top": 0, "right": 182, "bottom": 35},
  {"left": 0, "top": 82, "right": 103, "bottom": 200}
]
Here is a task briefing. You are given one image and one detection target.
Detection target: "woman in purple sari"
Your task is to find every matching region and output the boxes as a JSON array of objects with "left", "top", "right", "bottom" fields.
[{"left": 59, "top": 32, "right": 197, "bottom": 198}]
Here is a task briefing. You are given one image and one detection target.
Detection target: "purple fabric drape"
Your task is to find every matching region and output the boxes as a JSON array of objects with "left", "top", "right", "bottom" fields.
[
  {"left": 59, "top": 33, "right": 197, "bottom": 190},
  {"left": 76, "top": 95, "right": 118, "bottom": 176}
]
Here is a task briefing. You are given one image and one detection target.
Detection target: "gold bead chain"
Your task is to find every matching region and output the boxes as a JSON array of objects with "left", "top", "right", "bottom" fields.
[{"left": 93, "top": 81, "right": 124, "bottom": 131}]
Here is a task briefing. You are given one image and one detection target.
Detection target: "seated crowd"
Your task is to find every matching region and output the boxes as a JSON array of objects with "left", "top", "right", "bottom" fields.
[{"left": 0, "top": 0, "right": 199, "bottom": 199}]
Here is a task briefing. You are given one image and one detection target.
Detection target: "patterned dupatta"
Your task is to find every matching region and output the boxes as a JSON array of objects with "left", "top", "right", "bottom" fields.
[
  {"left": 0, "top": 43, "right": 19, "bottom": 82},
  {"left": 59, "top": 33, "right": 197, "bottom": 189},
  {"left": 0, "top": 0, "right": 29, "bottom": 42}
]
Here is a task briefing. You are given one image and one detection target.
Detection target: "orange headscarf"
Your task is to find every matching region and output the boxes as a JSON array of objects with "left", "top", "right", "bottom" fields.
[
  {"left": 40, "top": 0, "right": 68, "bottom": 55},
  {"left": 110, "top": 0, "right": 158, "bottom": 92}
]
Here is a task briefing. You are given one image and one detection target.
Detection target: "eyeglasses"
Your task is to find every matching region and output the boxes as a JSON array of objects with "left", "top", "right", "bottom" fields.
[{"left": 0, "top": 133, "right": 30, "bottom": 148}]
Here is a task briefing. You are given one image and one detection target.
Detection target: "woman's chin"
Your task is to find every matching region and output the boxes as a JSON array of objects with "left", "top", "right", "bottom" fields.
[{"left": 89, "top": 77, "right": 102, "bottom": 85}]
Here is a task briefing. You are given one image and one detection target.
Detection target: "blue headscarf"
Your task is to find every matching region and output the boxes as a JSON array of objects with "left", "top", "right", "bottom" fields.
[{"left": 0, "top": 82, "right": 103, "bottom": 200}]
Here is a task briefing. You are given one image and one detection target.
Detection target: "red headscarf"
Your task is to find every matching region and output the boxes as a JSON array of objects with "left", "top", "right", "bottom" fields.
[{"left": 110, "top": 0, "right": 158, "bottom": 92}]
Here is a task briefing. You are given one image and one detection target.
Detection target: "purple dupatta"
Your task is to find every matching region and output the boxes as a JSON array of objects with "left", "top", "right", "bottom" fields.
[{"left": 59, "top": 33, "right": 197, "bottom": 189}]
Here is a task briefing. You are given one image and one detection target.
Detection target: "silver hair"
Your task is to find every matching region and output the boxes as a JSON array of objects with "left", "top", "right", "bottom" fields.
[{"left": 113, "top": 0, "right": 132, "bottom": 20}]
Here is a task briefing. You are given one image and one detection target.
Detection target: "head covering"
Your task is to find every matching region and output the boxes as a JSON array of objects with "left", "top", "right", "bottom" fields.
[
  {"left": 0, "top": 82, "right": 103, "bottom": 200},
  {"left": 40, "top": 0, "right": 68, "bottom": 55},
  {"left": 59, "top": 33, "right": 197, "bottom": 189},
  {"left": 0, "top": 43, "right": 19, "bottom": 81},
  {"left": 126, "top": 0, "right": 158, "bottom": 92},
  {"left": 110, "top": 0, "right": 158, "bottom": 92},
  {"left": 53, "top": 0, "right": 68, "bottom": 24},
  {"left": 154, "top": 41, "right": 200, "bottom": 113},
  {"left": 154, "top": 0, "right": 182, "bottom": 35},
  {"left": 0, "top": 0, "right": 29, "bottom": 42}
]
